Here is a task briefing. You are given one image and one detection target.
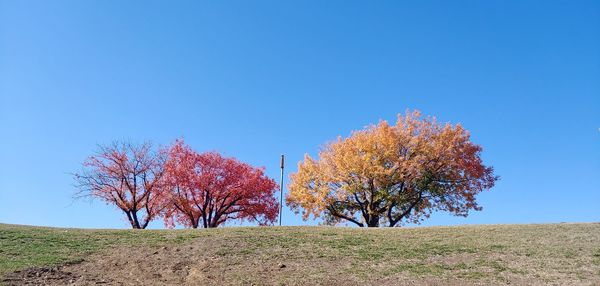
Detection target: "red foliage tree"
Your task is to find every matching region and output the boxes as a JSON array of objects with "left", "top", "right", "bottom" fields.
[
  {"left": 74, "top": 142, "right": 168, "bottom": 229},
  {"left": 163, "top": 140, "right": 279, "bottom": 228}
]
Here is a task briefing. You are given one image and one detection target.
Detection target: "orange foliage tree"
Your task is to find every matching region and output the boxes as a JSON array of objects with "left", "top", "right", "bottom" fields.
[
  {"left": 162, "top": 140, "right": 279, "bottom": 228},
  {"left": 74, "top": 142, "right": 168, "bottom": 229},
  {"left": 286, "top": 110, "right": 498, "bottom": 227}
]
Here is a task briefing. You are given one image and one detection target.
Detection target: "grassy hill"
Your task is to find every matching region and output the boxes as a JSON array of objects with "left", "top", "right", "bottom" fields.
[{"left": 1, "top": 223, "right": 599, "bottom": 285}]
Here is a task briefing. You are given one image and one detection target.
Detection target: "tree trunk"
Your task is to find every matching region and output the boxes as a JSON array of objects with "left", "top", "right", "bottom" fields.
[
  {"left": 130, "top": 210, "right": 142, "bottom": 229},
  {"left": 124, "top": 209, "right": 142, "bottom": 229},
  {"left": 366, "top": 215, "right": 380, "bottom": 227}
]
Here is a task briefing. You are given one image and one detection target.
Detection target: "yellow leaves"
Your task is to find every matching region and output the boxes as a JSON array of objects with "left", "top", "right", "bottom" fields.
[{"left": 286, "top": 110, "right": 497, "bottom": 225}]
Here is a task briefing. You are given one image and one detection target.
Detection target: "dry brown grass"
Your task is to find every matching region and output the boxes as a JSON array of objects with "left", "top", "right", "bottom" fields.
[{"left": 2, "top": 223, "right": 599, "bottom": 285}]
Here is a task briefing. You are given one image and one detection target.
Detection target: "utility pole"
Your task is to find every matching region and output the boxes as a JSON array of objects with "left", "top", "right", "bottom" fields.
[{"left": 279, "top": 154, "right": 284, "bottom": 226}]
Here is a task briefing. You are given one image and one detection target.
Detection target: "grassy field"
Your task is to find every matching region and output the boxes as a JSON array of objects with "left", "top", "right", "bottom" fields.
[
  {"left": 0, "top": 224, "right": 202, "bottom": 277},
  {"left": 1, "top": 223, "right": 599, "bottom": 285}
]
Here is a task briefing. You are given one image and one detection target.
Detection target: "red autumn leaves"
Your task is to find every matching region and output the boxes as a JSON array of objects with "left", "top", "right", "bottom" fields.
[
  {"left": 163, "top": 140, "right": 278, "bottom": 229},
  {"left": 74, "top": 140, "right": 279, "bottom": 229},
  {"left": 74, "top": 142, "right": 168, "bottom": 229},
  {"left": 75, "top": 111, "right": 498, "bottom": 229}
]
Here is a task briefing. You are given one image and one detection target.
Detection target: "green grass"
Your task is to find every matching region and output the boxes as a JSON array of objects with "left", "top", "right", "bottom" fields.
[
  {"left": 0, "top": 224, "right": 203, "bottom": 277},
  {"left": 1, "top": 223, "right": 599, "bottom": 285}
]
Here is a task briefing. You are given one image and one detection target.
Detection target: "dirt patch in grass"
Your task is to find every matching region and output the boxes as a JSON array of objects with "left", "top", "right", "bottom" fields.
[{"left": 2, "top": 223, "right": 600, "bottom": 285}]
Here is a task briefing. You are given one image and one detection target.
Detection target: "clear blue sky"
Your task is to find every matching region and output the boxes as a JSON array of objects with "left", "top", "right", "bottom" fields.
[{"left": 1, "top": 1, "right": 598, "bottom": 229}]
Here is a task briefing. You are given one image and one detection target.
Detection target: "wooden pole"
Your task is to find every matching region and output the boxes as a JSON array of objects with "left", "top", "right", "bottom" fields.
[{"left": 279, "top": 154, "right": 284, "bottom": 226}]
